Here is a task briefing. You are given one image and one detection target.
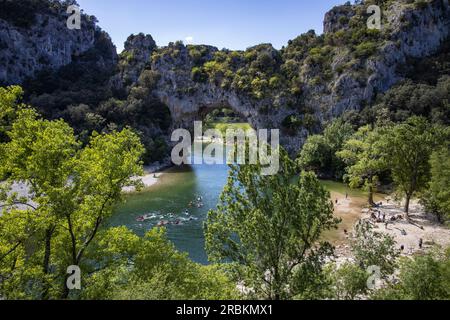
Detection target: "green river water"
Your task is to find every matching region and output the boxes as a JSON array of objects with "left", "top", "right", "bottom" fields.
[
  {"left": 109, "top": 150, "right": 230, "bottom": 264},
  {"left": 109, "top": 148, "right": 372, "bottom": 264}
]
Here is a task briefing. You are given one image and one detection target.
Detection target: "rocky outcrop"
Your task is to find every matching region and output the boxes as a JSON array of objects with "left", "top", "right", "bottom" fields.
[
  {"left": 115, "top": 33, "right": 157, "bottom": 88},
  {"left": 323, "top": 3, "right": 355, "bottom": 34},
  {"left": 0, "top": 1, "right": 117, "bottom": 85},
  {"left": 118, "top": 0, "right": 449, "bottom": 154},
  {"left": 315, "top": 0, "right": 450, "bottom": 118},
  {"left": 146, "top": 43, "right": 306, "bottom": 152},
  {"left": 1, "top": 0, "right": 449, "bottom": 157}
]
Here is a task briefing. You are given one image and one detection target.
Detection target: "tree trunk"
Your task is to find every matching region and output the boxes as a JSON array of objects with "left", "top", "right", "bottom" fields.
[
  {"left": 62, "top": 274, "right": 70, "bottom": 300},
  {"left": 368, "top": 185, "right": 376, "bottom": 207},
  {"left": 42, "top": 227, "right": 54, "bottom": 300},
  {"left": 405, "top": 194, "right": 411, "bottom": 218}
]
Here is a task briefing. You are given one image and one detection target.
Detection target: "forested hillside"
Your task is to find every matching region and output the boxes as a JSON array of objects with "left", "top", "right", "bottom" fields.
[
  {"left": 1, "top": 0, "right": 449, "bottom": 161},
  {"left": 0, "top": 0, "right": 449, "bottom": 302}
]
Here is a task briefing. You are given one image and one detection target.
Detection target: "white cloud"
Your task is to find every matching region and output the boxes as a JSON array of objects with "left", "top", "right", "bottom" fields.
[{"left": 185, "top": 36, "right": 194, "bottom": 44}]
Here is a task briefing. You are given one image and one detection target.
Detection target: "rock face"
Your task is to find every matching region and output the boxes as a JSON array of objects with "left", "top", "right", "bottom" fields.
[
  {"left": 118, "top": 33, "right": 157, "bottom": 87},
  {"left": 119, "top": 0, "right": 449, "bottom": 154},
  {"left": 1, "top": 0, "right": 449, "bottom": 156},
  {"left": 0, "top": 1, "right": 117, "bottom": 85},
  {"left": 147, "top": 43, "right": 306, "bottom": 152},
  {"left": 316, "top": 0, "right": 450, "bottom": 118},
  {"left": 323, "top": 3, "right": 356, "bottom": 34}
]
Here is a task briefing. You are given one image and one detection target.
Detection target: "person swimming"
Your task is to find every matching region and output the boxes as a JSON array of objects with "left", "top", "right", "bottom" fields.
[{"left": 157, "top": 220, "right": 169, "bottom": 227}]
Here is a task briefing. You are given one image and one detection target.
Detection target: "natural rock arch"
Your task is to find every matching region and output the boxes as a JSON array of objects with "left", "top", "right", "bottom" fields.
[{"left": 153, "top": 86, "right": 266, "bottom": 131}]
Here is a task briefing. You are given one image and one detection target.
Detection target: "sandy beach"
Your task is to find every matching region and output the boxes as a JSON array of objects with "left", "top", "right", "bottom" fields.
[
  {"left": 122, "top": 161, "right": 172, "bottom": 193},
  {"left": 360, "top": 200, "right": 450, "bottom": 255}
]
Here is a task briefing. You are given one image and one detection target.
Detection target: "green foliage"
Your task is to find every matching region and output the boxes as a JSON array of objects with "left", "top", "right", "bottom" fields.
[
  {"left": 191, "top": 67, "right": 208, "bottom": 83},
  {"left": 298, "top": 135, "right": 330, "bottom": 172},
  {"left": 0, "top": 104, "right": 145, "bottom": 299},
  {"left": 324, "top": 262, "right": 370, "bottom": 300},
  {"left": 82, "top": 228, "right": 239, "bottom": 300},
  {"left": 189, "top": 44, "right": 286, "bottom": 100},
  {"left": 205, "top": 150, "right": 340, "bottom": 299},
  {"left": 138, "top": 70, "right": 161, "bottom": 90},
  {"left": 386, "top": 117, "right": 438, "bottom": 214},
  {"left": 298, "top": 119, "right": 354, "bottom": 178},
  {"left": 0, "top": 93, "right": 239, "bottom": 300},
  {"left": 351, "top": 221, "right": 400, "bottom": 278},
  {"left": 22, "top": 29, "right": 170, "bottom": 165},
  {"left": 379, "top": 77, "right": 450, "bottom": 124},
  {"left": 421, "top": 146, "right": 450, "bottom": 223},
  {"left": 323, "top": 219, "right": 400, "bottom": 300},
  {"left": 281, "top": 114, "right": 303, "bottom": 134},
  {"left": 337, "top": 125, "right": 388, "bottom": 206},
  {"left": 353, "top": 42, "right": 377, "bottom": 58},
  {"left": 0, "top": 0, "right": 67, "bottom": 28},
  {"left": 0, "top": 86, "right": 25, "bottom": 142},
  {"left": 373, "top": 249, "right": 450, "bottom": 300}
]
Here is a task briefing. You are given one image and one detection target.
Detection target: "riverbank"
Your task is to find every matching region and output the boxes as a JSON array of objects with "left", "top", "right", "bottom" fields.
[
  {"left": 363, "top": 200, "right": 450, "bottom": 255},
  {"left": 335, "top": 198, "right": 450, "bottom": 259},
  {"left": 122, "top": 159, "right": 173, "bottom": 193},
  {"left": 321, "top": 181, "right": 384, "bottom": 244}
]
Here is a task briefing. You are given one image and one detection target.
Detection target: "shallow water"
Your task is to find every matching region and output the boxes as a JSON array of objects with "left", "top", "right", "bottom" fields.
[
  {"left": 110, "top": 147, "right": 380, "bottom": 264},
  {"left": 110, "top": 150, "right": 230, "bottom": 264}
]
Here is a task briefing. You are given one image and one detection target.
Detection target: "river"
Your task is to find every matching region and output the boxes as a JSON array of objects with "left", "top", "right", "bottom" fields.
[{"left": 110, "top": 146, "right": 375, "bottom": 264}]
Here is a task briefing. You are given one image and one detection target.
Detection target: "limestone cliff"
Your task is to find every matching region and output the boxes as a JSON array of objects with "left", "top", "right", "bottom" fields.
[
  {"left": 117, "top": 0, "right": 449, "bottom": 154},
  {"left": 0, "top": 0, "right": 117, "bottom": 85},
  {"left": 1, "top": 0, "right": 449, "bottom": 157}
]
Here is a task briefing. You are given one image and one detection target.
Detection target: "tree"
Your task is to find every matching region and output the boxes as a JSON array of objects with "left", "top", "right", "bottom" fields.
[
  {"left": 0, "top": 108, "right": 81, "bottom": 299},
  {"left": 205, "top": 150, "right": 340, "bottom": 300},
  {"left": 82, "top": 227, "right": 239, "bottom": 300},
  {"left": 297, "top": 134, "right": 331, "bottom": 173},
  {"left": 337, "top": 125, "right": 387, "bottom": 206},
  {"left": 0, "top": 106, "right": 145, "bottom": 299},
  {"left": 298, "top": 118, "right": 353, "bottom": 179},
  {"left": 372, "top": 248, "right": 450, "bottom": 300},
  {"left": 320, "top": 119, "right": 354, "bottom": 178},
  {"left": 325, "top": 262, "right": 369, "bottom": 300},
  {"left": 0, "top": 86, "right": 25, "bottom": 142},
  {"left": 421, "top": 146, "right": 450, "bottom": 223},
  {"left": 351, "top": 220, "right": 400, "bottom": 278},
  {"left": 0, "top": 92, "right": 238, "bottom": 301},
  {"left": 387, "top": 117, "right": 437, "bottom": 215}
]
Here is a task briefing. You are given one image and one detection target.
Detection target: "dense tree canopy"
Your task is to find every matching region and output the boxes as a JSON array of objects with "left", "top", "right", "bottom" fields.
[
  {"left": 337, "top": 125, "right": 388, "bottom": 206},
  {"left": 205, "top": 150, "right": 339, "bottom": 300},
  {"left": 298, "top": 118, "right": 354, "bottom": 178},
  {"left": 421, "top": 146, "right": 450, "bottom": 223},
  {"left": 386, "top": 117, "right": 439, "bottom": 215},
  {"left": 0, "top": 88, "right": 237, "bottom": 300}
]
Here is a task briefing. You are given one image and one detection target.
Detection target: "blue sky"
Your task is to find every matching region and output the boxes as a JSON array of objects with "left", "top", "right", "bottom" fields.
[{"left": 77, "top": 0, "right": 346, "bottom": 53}]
